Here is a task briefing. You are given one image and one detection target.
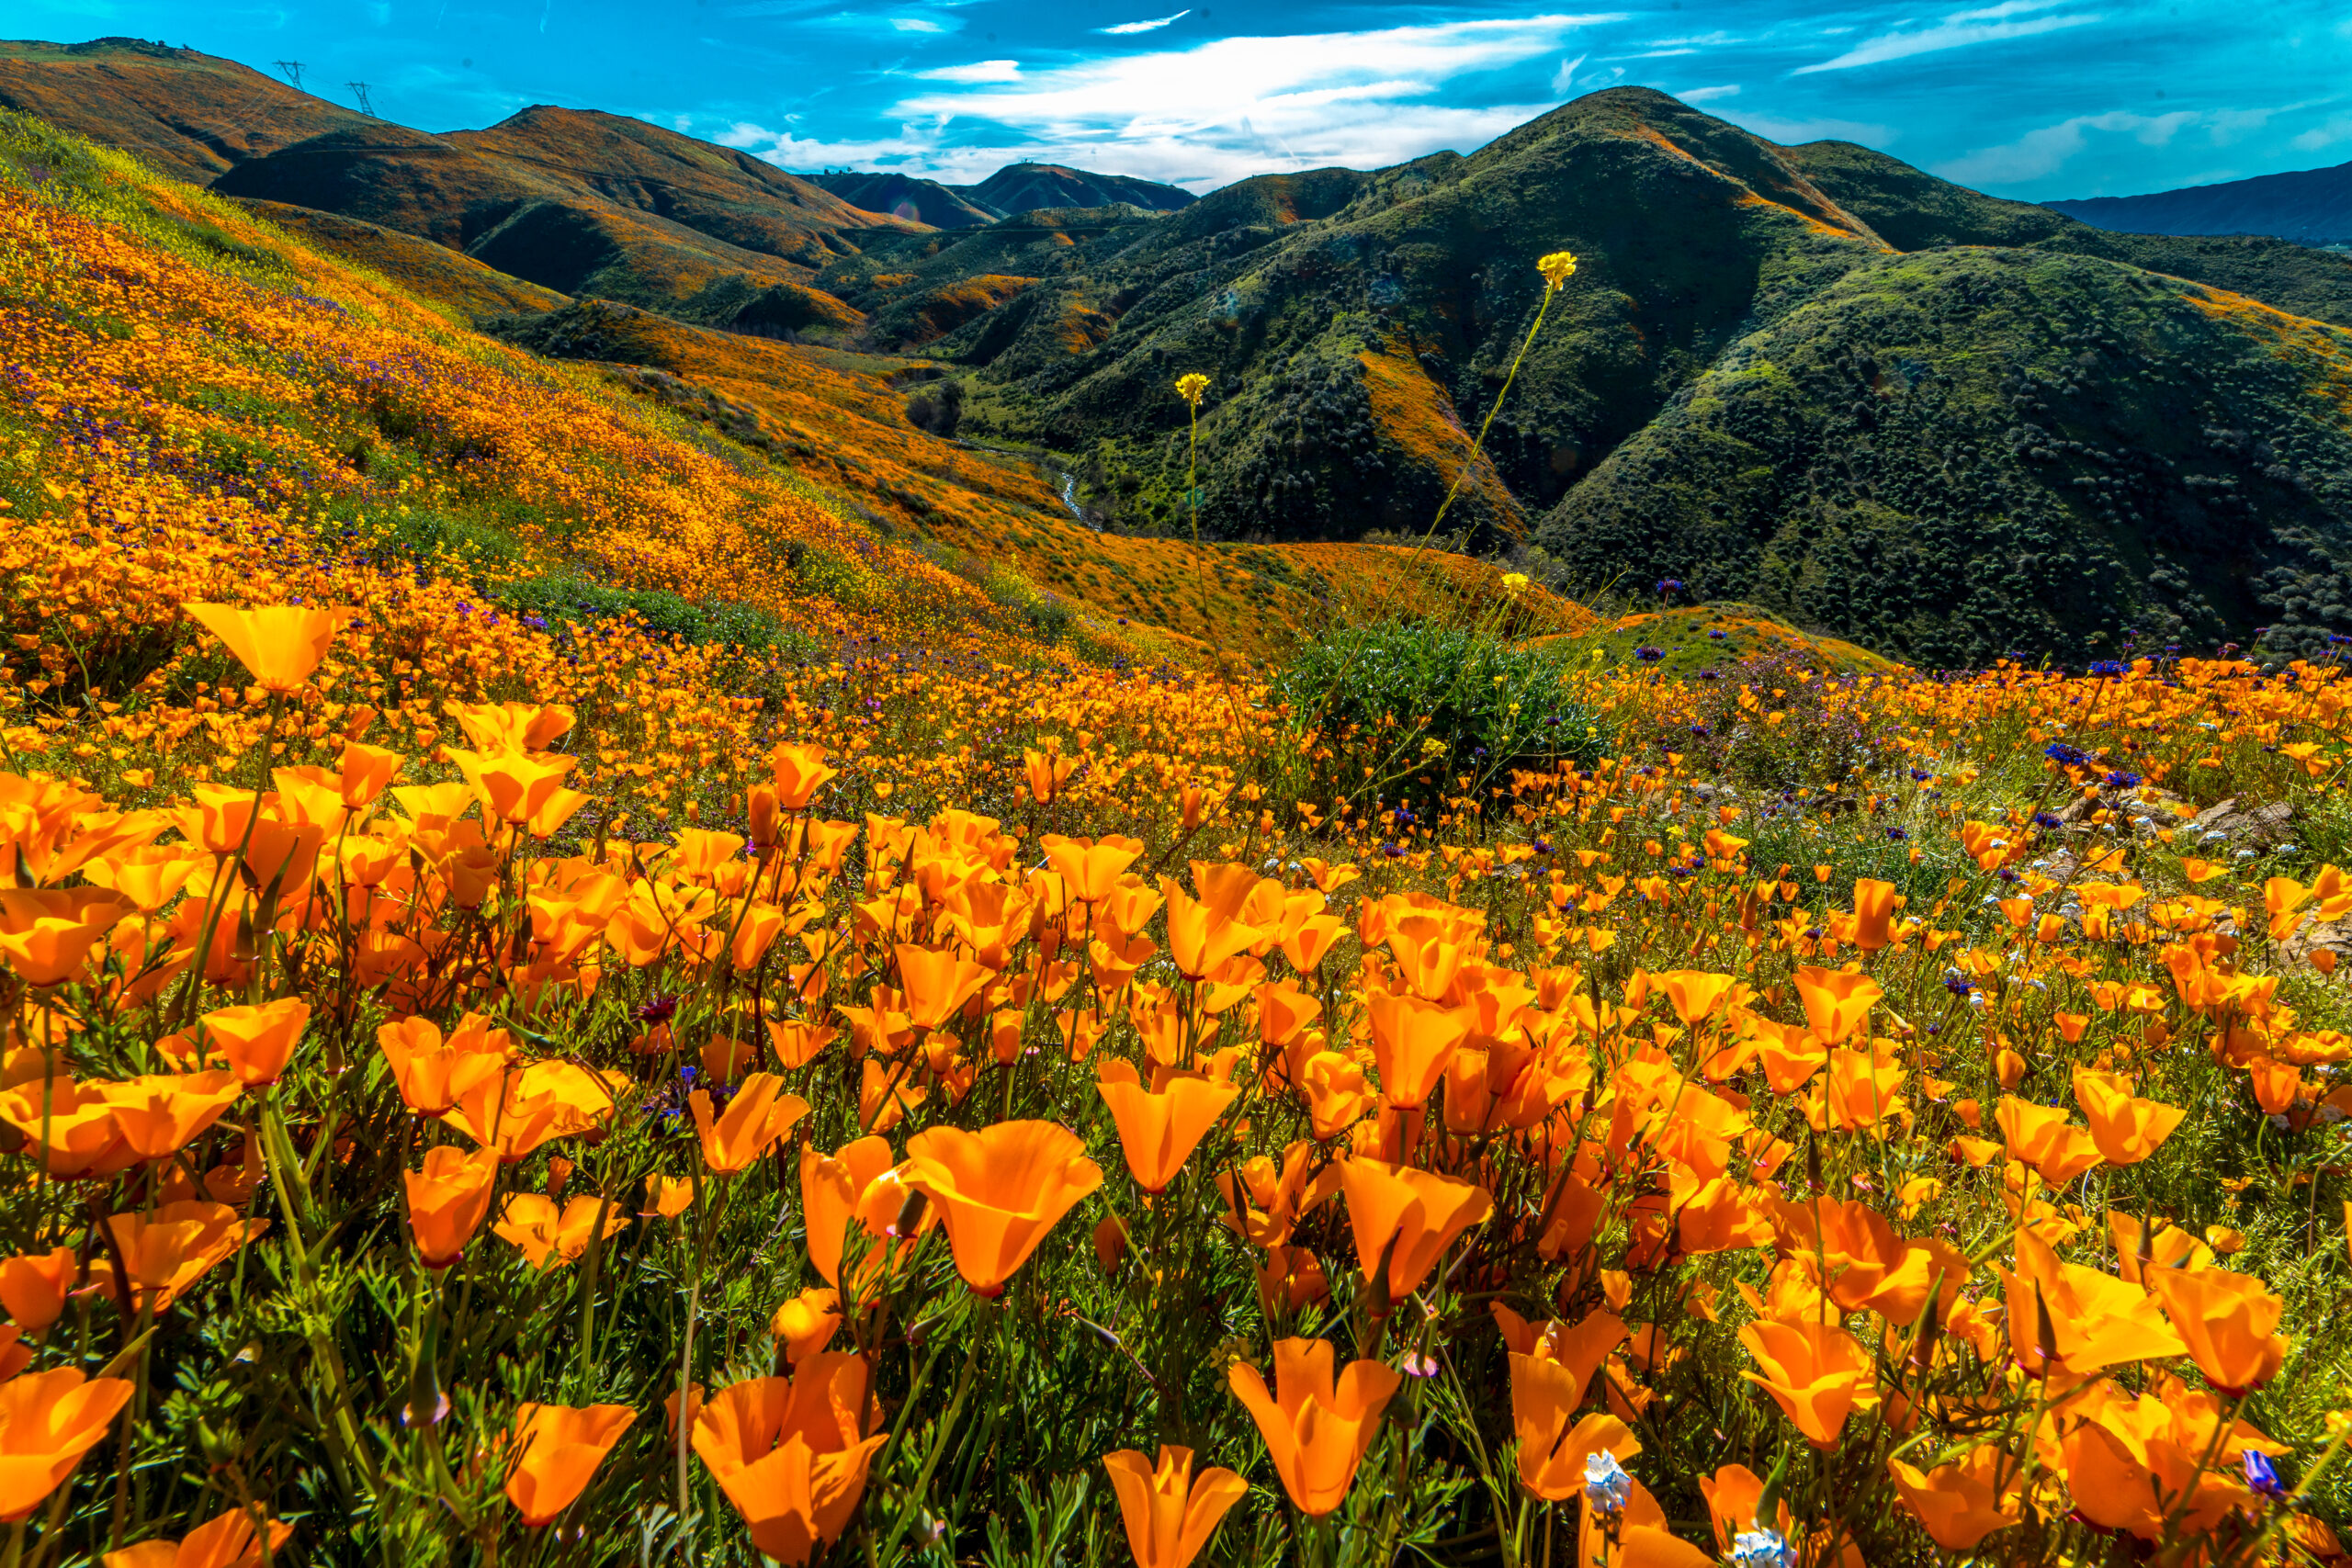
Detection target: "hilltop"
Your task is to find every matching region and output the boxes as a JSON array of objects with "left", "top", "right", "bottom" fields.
[{"left": 2049, "top": 157, "right": 2352, "bottom": 246}]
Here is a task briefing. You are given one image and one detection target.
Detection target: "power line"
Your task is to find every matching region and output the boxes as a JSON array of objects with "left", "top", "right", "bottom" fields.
[
  {"left": 272, "top": 60, "right": 305, "bottom": 92},
  {"left": 346, "top": 81, "right": 375, "bottom": 117}
]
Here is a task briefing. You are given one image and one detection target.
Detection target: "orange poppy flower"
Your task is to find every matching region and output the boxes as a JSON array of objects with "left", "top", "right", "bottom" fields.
[
  {"left": 690, "top": 1073, "right": 810, "bottom": 1175},
  {"left": 503, "top": 1403, "right": 637, "bottom": 1527},
  {"left": 101, "top": 1506, "right": 294, "bottom": 1568},
  {"left": 692, "top": 1354, "right": 888, "bottom": 1565},
  {"left": 766, "top": 743, "right": 839, "bottom": 811},
  {"left": 0, "top": 887, "right": 131, "bottom": 988},
  {"left": 1656, "top": 970, "right": 1738, "bottom": 1026},
  {"left": 182, "top": 603, "right": 347, "bottom": 693},
  {"left": 1995, "top": 1097, "right": 2105, "bottom": 1186},
  {"left": 894, "top": 944, "right": 993, "bottom": 1031},
  {"left": 1886, "top": 1449, "right": 2021, "bottom": 1550},
  {"left": 97, "top": 1071, "right": 243, "bottom": 1162},
  {"left": 196, "top": 997, "right": 309, "bottom": 1087},
  {"left": 1160, "top": 879, "right": 1263, "bottom": 981},
  {"left": 492, "top": 1194, "right": 630, "bottom": 1269},
  {"left": 0, "top": 1369, "right": 134, "bottom": 1520},
  {"left": 771, "top": 1286, "right": 842, "bottom": 1362},
  {"left": 378, "top": 1014, "right": 514, "bottom": 1117},
  {"left": 1513, "top": 1358, "right": 1636, "bottom": 1503},
  {"left": 97, "top": 1201, "right": 269, "bottom": 1314},
  {"left": 449, "top": 747, "right": 589, "bottom": 837},
  {"left": 764, "top": 1017, "right": 840, "bottom": 1068},
  {"left": 1299, "top": 1052, "right": 1374, "bottom": 1141},
  {"left": 1792, "top": 967, "right": 1882, "bottom": 1044},
  {"left": 404, "top": 1146, "right": 501, "bottom": 1269},
  {"left": 1337, "top": 1157, "right": 1493, "bottom": 1298},
  {"left": 2145, "top": 1266, "right": 2288, "bottom": 1394},
  {"left": 1096, "top": 1060, "right": 1238, "bottom": 1194},
  {"left": 800, "top": 1136, "right": 933, "bottom": 1294},
  {"left": 1736, "top": 1318, "right": 1871, "bottom": 1448},
  {"left": 1850, "top": 878, "right": 1898, "bottom": 952},
  {"left": 1040, "top": 834, "right": 1145, "bottom": 904},
  {"left": 0, "top": 1076, "right": 130, "bottom": 1179},
  {"left": 1226, "top": 1337, "right": 1399, "bottom": 1516},
  {"left": 2072, "top": 1067, "right": 2185, "bottom": 1166},
  {"left": 901, "top": 1121, "right": 1102, "bottom": 1296},
  {"left": 2002, "top": 1229, "right": 2185, "bottom": 1377},
  {"left": 1101, "top": 1446, "right": 1248, "bottom": 1568},
  {"left": 1364, "top": 993, "right": 1471, "bottom": 1110},
  {"left": 0, "top": 1247, "right": 78, "bottom": 1335},
  {"left": 441, "top": 1062, "right": 617, "bottom": 1162}
]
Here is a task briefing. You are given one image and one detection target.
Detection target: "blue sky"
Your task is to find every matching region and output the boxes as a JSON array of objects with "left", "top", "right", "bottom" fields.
[{"left": 16, "top": 0, "right": 2352, "bottom": 198}]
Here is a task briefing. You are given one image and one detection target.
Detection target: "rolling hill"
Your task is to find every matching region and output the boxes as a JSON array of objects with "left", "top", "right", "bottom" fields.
[
  {"left": 2048, "top": 158, "right": 2352, "bottom": 246},
  {"left": 0, "top": 37, "right": 368, "bottom": 185}
]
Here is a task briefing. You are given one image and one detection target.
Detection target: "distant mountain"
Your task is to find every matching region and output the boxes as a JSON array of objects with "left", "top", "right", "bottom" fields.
[
  {"left": 810, "top": 170, "right": 1001, "bottom": 229},
  {"left": 2048, "top": 160, "right": 2352, "bottom": 245},
  {"left": 837, "top": 87, "right": 2352, "bottom": 664},
  {"left": 0, "top": 41, "right": 923, "bottom": 333},
  {"left": 0, "top": 38, "right": 369, "bottom": 185},
  {"left": 953, "top": 163, "right": 1195, "bottom": 216},
  {"left": 209, "top": 106, "right": 916, "bottom": 330}
]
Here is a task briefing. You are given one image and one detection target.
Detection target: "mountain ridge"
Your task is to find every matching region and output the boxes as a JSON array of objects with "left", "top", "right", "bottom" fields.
[{"left": 2047, "top": 158, "right": 2352, "bottom": 246}]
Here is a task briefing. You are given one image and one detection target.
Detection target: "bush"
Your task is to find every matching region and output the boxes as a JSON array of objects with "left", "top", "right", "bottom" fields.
[
  {"left": 1274, "top": 618, "right": 1607, "bottom": 809},
  {"left": 495, "top": 570, "right": 813, "bottom": 655}
]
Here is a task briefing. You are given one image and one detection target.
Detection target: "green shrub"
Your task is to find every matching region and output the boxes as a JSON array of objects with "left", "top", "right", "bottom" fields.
[
  {"left": 1273, "top": 618, "right": 1606, "bottom": 809},
  {"left": 494, "top": 570, "right": 815, "bottom": 656}
]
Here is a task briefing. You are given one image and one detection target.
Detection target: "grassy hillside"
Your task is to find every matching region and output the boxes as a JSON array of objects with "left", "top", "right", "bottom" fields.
[
  {"left": 1536, "top": 247, "right": 2352, "bottom": 665},
  {"left": 2050, "top": 156, "right": 2352, "bottom": 245},
  {"left": 0, "top": 37, "right": 368, "bottom": 184}
]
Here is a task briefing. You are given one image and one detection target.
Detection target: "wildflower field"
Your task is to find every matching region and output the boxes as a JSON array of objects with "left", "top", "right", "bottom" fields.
[{"left": 5, "top": 108, "right": 2352, "bottom": 1568}]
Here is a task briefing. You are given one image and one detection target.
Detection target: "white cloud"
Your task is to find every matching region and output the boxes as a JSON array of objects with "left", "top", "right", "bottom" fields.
[
  {"left": 889, "top": 17, "right": 944, "bottom": 32},
  {"left": 1100, "top": 10, "right": 1189, "bottom": 35},
  {"left": 2292, "top": 114, "right": 2352, "bottom": 152},
  {"left": 1678, "top": 85, "right": 1740, "bottom": 105},
  {"left": 1932, "top": 109, "right": 2197, "bottom": 185},
  {"left": 1794, "top": 7, "right": 2100, "bottom": 74},
  {"left": 1550, "top": 53, "right": 1586, "bottom": 95},
  {"left": 716, "top": 120, "right": 778, "bottom": 148},
  {"left": 922, "top": 59, "right": 1022, "bottom": 82},
  {"left": 740, "top": 14, "right": 1630, "bottom": 188},
  {"left": 1725, "top": 111, "right": 1897, "bottom": 146}
]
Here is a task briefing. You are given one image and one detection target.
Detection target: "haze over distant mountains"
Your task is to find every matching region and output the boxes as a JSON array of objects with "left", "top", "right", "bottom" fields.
[
  {"left": 6, "top": 36, "right": 2352, "bottom": 668},
  {"left": 2047, "top": 160, "right": 2352, "bottom": 247}
]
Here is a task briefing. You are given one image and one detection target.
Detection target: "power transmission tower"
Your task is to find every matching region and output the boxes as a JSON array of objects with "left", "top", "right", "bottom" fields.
[
  {"left": 346, "top": 81, "right": 374, "bottom": 117},
  {"left": 273, "top": 60, "right": 305, "bottom": 92}
]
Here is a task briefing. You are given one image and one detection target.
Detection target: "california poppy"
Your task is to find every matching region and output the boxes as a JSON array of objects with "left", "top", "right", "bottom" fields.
[
  {"left": 1512, "top": 1356, "right": 1636, "bottom": 1500},
  {"left": 196, "top": 997, "right": 309, "bottom": 1087},
  {"left": 101, "top": 1506, "right": 294, "bottom": 1568},
  {"left": 503, "top": 1403, "right": 637, "bottom": 1527},
  {"left": 2072, "top": 1067, "right": 2185, "bottom": 1166},
  {"left": 405, "top": 1146, "right": 500, "bottom": 1269},
  {"left": 98, "top": 1071, "right": 243, "bottom": 1162},
  {"left": 98, "top": 1201, "right": 269, "bottom": 1314},
  {"left": 182, "top": 602, "right": 347, "bottom": 694},
  {"left": 771, "top": 1286, "right": 842, "bottom": 1362},
  {"left": 693, "top": 1353, "right": 888, "bottom": 1564},
  {"left": 800, "top": 1136, "right": 933, "bottom": 1295},
  {"left": 1849, "top": 878, "right": 1898, "bottom": 951},
  {"left": 1040, "top": 834, "right": 1145, "bottom": 904},
  {"left": 1996, "top": 1097, "right": 2105, "bottom": 1186},
  {"left": 1101, "top": 1446, "right": 1248, "bottom": 1568},
  {"left": 0, "top": 887, "right": 130, "bottom": 988},
  {"left": 766, "top": 743, "right": 839, "bottom": 811},
  {"left": 691, "top": 1072, "right": 809, "bottom": 1175},
  {"left": 1337, "top": 1158, "right": 1493, "bottom": 1297},
  {"left": 0, "top": 1247, "right": 77, "bottom": 1335},
  {"left": 1364, "top": 993, "right": 1471, "bottom": 1110},
  {"left": 901, "top": 1122, "right": 1102, "bottom": 1295},
  {"left": 378, "top": 1014, "right": 514, "bottom": 1118},
  {"left": 1227, "top": 1337, "right": 1399, "bottom": 1516},
  {"left": 2145, "top": 1266, "right": 2288, "bottom": 1393},
  {"left": 894, "top": 944, "right": 993, "bottom": 1030},
  {"left": 492, "top": 1194, "right": 630, "bottom": 1270},
  {"left": 1300, "top": 1052, "right": 1375, "bottom": 1141},
  {"left": 1737, "top": 1318, "right": 1871, "bottom": 1448},
  {"left": 1887, "top": 1449, "right": 2020, "bottom": 1550},
  {"left": 0, "top": 1367, "right": 135, "bottom": 1519},
  {"left": 1792, "top": 967, "right": 1882, "bottom": 1045},
  {"left": 1096, "top": 1060, "right": 1238, "bottom": 1194}
]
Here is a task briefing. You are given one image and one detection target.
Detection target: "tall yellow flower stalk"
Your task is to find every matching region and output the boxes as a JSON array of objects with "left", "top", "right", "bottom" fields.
[
  {"left": 1426, "top": 249, "right": 1577, "bottom": 544},
  {"left": 1175, "top": 372, "right": 1211, "bottom": 551}
]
